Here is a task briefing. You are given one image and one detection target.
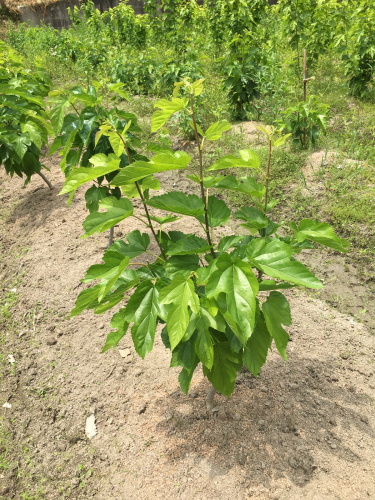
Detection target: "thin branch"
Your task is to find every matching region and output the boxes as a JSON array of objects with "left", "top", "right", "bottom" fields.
[
  {"left": 36, "top": 171, "right": 52, "bottom": 189},
  {"left": 189, "top": 94, "right": 216, "bottom": 259}
]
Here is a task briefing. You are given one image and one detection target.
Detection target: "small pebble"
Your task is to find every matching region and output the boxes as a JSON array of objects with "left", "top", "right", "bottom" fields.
[
  {"left": 189, "top": 391, "right": 198, "bottom": 399},
  {"left": 329, "top": 417, "right": 337, "bottom": 426},
  {"left": 260, "top": 386, "right": 268, "bottom": 393},
  {"left": 135, "top": 368, "right": 143, "bottom": 376},
  {"left": 360, "top": 415, "right": 369, "bottom": 424},
  {"left": 46, "top": 337, "right": 57, "bottom": 346},
  {"left": 258, "top": 419, "right": 265, "bottom": 426},
  {"left": 330, "top": 443, "right": 337, "bottom": 449},
  {"left": 98, "top": 323, "right": 105, "bottom": 330}
]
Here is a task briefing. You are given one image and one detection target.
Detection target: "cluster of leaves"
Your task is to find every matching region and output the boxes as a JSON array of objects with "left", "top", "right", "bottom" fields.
[
  {"left": 65, "top": 79, "right": 349, "bottom": 397},
  {"left": 277, "top": 95, "right": 330, "bottom": 147},
  {"left": 0, "top": 41, "right": 53, "bottom": 185}
]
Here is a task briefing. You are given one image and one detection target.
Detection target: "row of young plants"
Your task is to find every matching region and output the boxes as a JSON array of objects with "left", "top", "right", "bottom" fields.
[
  {"left": 5, "top": 0, "right": 375, "bottom": 128},
  {"left": 47, "top": 78, "right": 349, "bottom": 400}
]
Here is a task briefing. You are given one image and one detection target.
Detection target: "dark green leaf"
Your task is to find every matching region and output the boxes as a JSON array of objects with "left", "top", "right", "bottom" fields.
[
  {"left": 262, "top": 292, "right": 291, "bottom": 360},
  {"left": 167, "top": 234, "right": 211, "bottom": 256},
  {"left": 197, "top": 196, "right": 231, "bottom": 228},
  {"left": 163, "top": 255, "right": 199, "bottom": 279},
  {"left": 243, "top": 313, "right": 272, "bottom": 376},
  {"left": 291, "top": 219, "right": 350, "bottom": 252},
  {"left": 204, "top": 342, "right": 242, "bottom": 397},
  {"left": 101, "top": 309, "right": 129, "bottom": 353},
  {"left": 217, "top": 235, "right": 243, "bottom": 253},
  {"left": 82, "top": 197, "right": 133, "bottom": 238},
  {"left": 146, "top": 192, "right": 205, "bottom": 217}
]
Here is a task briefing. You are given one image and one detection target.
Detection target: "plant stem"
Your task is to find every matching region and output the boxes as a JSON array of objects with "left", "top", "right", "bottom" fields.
[
  {"left": 189, "top": 94, "right": 216, "bottom": 259},
  {"left": 108, "top": 227, "right": 114, "bottom": 248},
  {"left": 264, "top": 139, "right": 272, "bottom": 214},
  {"left": 303, "top": 48, "right": 307, "bottom": 148},
  {"left": 36, "top": 171, "right": 53, "bottom": 189},
  {"left": 116, "top": 130, "right": 167, "bottom": 260}
]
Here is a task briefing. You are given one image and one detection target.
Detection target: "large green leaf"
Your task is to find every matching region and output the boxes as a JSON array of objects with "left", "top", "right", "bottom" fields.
[
  {"left": 111, "top": 151, "right": 191, "bottom": 186},
  {"left": 102, "top": 309, "right": 129, "bottom": 353},
  {"left": 291, "top": 219, "right": 350, "bottom": 252},
  {"left": 97, "top": 257, "right": 129, "bottom": 302},
  {"left": 59, "top": 154, "right": 121, "bottom": 195},
  {"left": 85, "top": 186, "right": 108, "bottom": 213},
  {"left": 204, "top": 120, "right": 231, "bottom": 140},
  {"left": 108, "top": 132, "right": 124, "bottom": 157},
  {"left": 146, "top": 192, "right": 205, "bottom": 217},
  {"left": 197, "top": 196, "right": 231, "bottom": 228},
  {"left": 262, "top": 292, "right": 291, "bottom": 360},
  {"left": 217, "top": 235, "right": 243, "bottom": 252},
  {"left": 12, "top": 135, "right": 30, "bottom": 160},
  {"left": 204, "top": 342, "right": 242, "bottom": 397},
  {"left": 159, "top": 276, "right": 199, "bottom": 350},
  {"left": 214, "top": 175, "right": 266, "bottom": 198},
  {"left": 151, "top": 98, "right": 189, "bottom": 132},
  {"left": 246, "top": 239, "right": 323, "bottom": 289},
  {"left": 206, "top": 254, "right": 259, "bottom": 343},
  {"left": 178, "top": 354, "right": 200, "bottom": 394},
  {"left": 82, "top": 197, "right": 133, "bottom": 238},
  {"left": 70, "top": 285, "right": 102, "bottom": 317},
  {"left": 20, "top": 121, "right": 42, "bottom": 150},
  {"left": 186, "top": 174, "right": 225, "bottom": 189},
  {"left": 208, "top": 149, "right": 261, "bottom": 171},
  {"left": 121, "top": 177, "right": 160, "bottom": 198},
  {"left": 123, "top": 281, "right": 161, "bottom": 359},
  {"left": 171, "top": 333, "right": 198, "bottom": 371},
  {"left": 166, "top": 234, "right": 211, "bottom": 256},
  {"left": 243, "top": 314, "right": 272, "bottom": 377}
]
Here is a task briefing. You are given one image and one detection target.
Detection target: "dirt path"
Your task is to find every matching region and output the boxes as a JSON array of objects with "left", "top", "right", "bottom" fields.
[{"left": 1, "top": 155, "right": 375, "bottom": 500}]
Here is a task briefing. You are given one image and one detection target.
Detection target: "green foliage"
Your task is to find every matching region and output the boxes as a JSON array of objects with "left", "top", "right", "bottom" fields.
[
  {"left": 0, "top": 41, "right": 53, "bottom": 185},
  {"left": 66, "top": 80, "right": 349, "bottom": 398}
]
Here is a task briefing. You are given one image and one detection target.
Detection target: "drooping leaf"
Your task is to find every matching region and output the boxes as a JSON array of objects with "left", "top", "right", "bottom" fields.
[
  {"left": 97, "top": 257, "right": 129, "bottom": 302},
  {"left": 214, "top": 175, "right": 266, "bottom": 198},
  {"left": 12, "top": 135, "right": 30, "bottom": 160},
  {"left": 101, "top": 308, "right": 129, "bottom": 353},
  {"left": 259, "top": 280, "right": 295, "bottom": 291},
  {"left": 262, "top": 291, "right": 291, "bottom": 360},
  {"left": 194, "top": 301, "right": 226, "bottom": 369},
  {"left": 243, "top": 313, "right": 272, "bottom": 376},
  {"left": 82, "top": 197, "right": 133, "bottom": 238},
  {"left": 108, "top": 132, "right": 124, "bottom": 157},
  {"left": 197, "top": 196, "right": 231, "bottom": 228},
  {"left": 204, "top": 342, "right": 242, "bottom": 397},
  {"left": 171, "top": 333, "right": 198, "bottom": 371},
  {"left": 208, "top": 149, "right": 260, "bottom": 171},
  {"left": 186, "top": 174, "right": 225, "bottom": 189},
  {"left": 59, "top": 155, "right": 121, "bottom": 195},
  {"left": 123, "top": 281, "right": 161, "bottom": 359},
  {"left": 50, "top": 99, "right": 69, "bottom": 135},
  {"left": 167, "top": 234, "right": 211, "bottom": 256},
  {"left": 234, "top": 206, "right": 270, "bottom": 232},
  {"left": 85, "top": 186, "right": 108, "bottom": 213},
  {"left": 246, "top": 239, "right": 323, "bottom": 289},
  {"left": 121, "top": 177, "right": 160, "bottom": 198},
  {"left": 146, "top": 192, "right": 205, "bottom": 217},
  {"left": 70, "top": 285, "right": 102, "bottom": 317},
  {"left": 291, "top": 219, "right": 350, "bottom": 252},
  {"left": 206, "top": 254, "right": 259, "bottom": 343},
  {"left": 178, "top": 354, "right": 200, "bottom": 394},
  {"left": 159, "top": 276, "right": 199, "bottom": 350}
]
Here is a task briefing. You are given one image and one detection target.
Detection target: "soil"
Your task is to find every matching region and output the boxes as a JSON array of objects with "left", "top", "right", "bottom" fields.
[{"left": 1, "top": 150, "right": 375, "bottom": 500}]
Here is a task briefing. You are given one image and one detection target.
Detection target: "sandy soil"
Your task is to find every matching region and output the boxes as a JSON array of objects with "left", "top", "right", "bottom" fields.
[{"left": 1, "top": 152, "right": 374, "bottom": 500}]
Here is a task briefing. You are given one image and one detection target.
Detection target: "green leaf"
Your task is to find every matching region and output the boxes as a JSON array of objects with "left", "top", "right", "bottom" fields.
[
  {"left": 50, "top": 99, "right": 69, "bottom": 135},
  {"left": 97, "top": 257, "right": 129, "bottom": 302},
  {"left": 205, "top": 120, "right": 231, "bottom": 141},
  {"left": 246, "top": 239, "right": 323, "bottom": 289},
  {"left": 82, "top": 197, "right": 133, "bottom": 238},
  {"left": 194, "top": 301, "right": 225, "bottom": 369},
  {"left": 163, "top": 255, "right": 199, "bottom": 279},
  {"left": 192, "top": 78, "right": 205, "bottom": 96},
  {"left": 234, "top": 207, "right": 270, "bottom": 231},
  {"left": 121, "top": 177, "right": 160, "bottom": 198},
  {"left": 217, "top": 235, "right": 243, "bottom": 253},
  {"left": 178, "top": 355, "right": 200, "bottom": 394},
  {"left": 124, "top": 281, "right": 161, "bottom": 359},
  {"left": 151, "top": 98, "right": 189, "bottom": 132},
  {"left": 20, "top": 122, "right": 42, "bottom": 150},
  {"left": 259, "top": 280, "right": 295, "bottom": 291},
  {"left": 186, "top": 174, "right": 225, "bottom": 189},
  {"left": 197, "top": 196, "right": 231, "bottom": 228},
  {"left": 109, "top": 82, "right": 129, "bottom": 101},
  {"left": 171, "top": 333, "right": 198, "bottom": 370},
  {"left": 204, "top": 342, "right": 242, "bottom": 397},
  {"left": 214, "top": 175, "right": 265, "bottom": 198},
  {"left": 111, "top": 230, "right": 150, "bottom": 259},
  {"left": 206, "top": 254, "right": 259, "bottom": 343},
  {"left": 167, "top": 234, "right": 211, "bottom": 256},
  {"left": 243, "top": 314, "right": 272, "bottom": 376},
  {"left": 208, "top": 149, "right": 260, "bottom": 171},
  {"left": 262, "top": 292, "right": 291, "bottom": 360},
  {"left": 12, "top": 135, "right": 30, "bottom": 160},
  {"left": 159, "top": 276, "right": 199, "bottom": 350},
  {"left": 273, "top": 133, "right": 291, "bottom": 147},
  {"left": 291, "top": 219, "right": 350, "bottom": 252},
  {"left": 59, "top": 155, "right": 121, "bottom": 195},
  {"left": 146, "top": 192, "right": 205, "bottom": 217},
  {"left": 70, "top": 285, "right": 102, "bottom": 317},
  {"left": 108, "top": 132, "right": 124, "bottom": 157},
  {"left": 85, "top": 186, "right": 108, "bottom": 213},
  {"left": 111, "top": 152, "right": 190, "bottom": 186},
  {"left": 148, "top": 214, "right": 181, "bottom": 225},
  {"left": 101, "top": 309, "right": 129, "bottom": 353}
]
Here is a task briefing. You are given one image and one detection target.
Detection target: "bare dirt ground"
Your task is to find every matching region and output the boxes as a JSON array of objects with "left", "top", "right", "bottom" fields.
[{"left": 1, "top": 152, "right": 375, "bottom": 500}]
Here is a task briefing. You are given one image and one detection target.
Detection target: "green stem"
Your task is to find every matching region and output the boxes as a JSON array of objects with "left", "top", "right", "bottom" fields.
[
  {"left": 116, "top": 130, "right": 167, "bottom": 261},
  {"left": 189, "top": 94, "right": 216, "bottom": 259},
  {"left": 264, "top": 139, "right": 272, "bottom": 214}
]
